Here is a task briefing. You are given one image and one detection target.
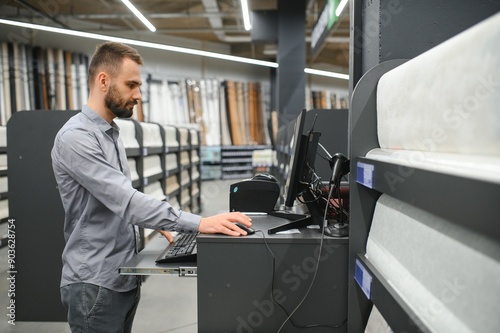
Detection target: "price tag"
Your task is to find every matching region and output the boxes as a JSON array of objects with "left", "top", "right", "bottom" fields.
[
  {"left": 354, "top": 259, "right": 372, "bottom": 299},
  {"left": 357, "top": 162, "right": 374, "bottom": 188}
]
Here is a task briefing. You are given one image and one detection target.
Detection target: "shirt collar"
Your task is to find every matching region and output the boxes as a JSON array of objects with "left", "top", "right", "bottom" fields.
[{"left": 82, "top": 105, "right": 120, "bottom": 136}]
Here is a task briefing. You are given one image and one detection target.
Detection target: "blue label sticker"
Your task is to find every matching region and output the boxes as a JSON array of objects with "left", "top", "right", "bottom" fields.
[
  {"left": 356, "top": 162, "right": 374, "bottom": 188},
  {"left": 354, "top": 258, "right": 372, "bottom": 299}
]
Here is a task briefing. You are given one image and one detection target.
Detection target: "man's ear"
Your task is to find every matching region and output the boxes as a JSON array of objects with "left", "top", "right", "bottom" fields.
[{"left": 97, "top": 72, "right": 109, "bottom": 92}]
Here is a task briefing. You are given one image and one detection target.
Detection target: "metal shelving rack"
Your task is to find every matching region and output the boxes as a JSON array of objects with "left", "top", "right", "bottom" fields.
[{"left": 347, "top": 60, "right": 500, "bottom": 332}]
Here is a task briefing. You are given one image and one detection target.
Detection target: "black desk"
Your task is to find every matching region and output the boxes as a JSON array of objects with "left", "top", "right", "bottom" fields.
[{"left": 121, "top": 215, "right": 348, "bottom": 332}]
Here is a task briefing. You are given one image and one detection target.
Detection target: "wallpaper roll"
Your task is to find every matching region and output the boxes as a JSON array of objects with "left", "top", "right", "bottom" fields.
[
  {"left": 165, "top": 153, "right": 178, "bottom": 172},
  {"left": 165, "top": 174, "right": 180, "bottom": 195},
  {"left": 178, "top": 127, "right": 189, "bottom": 147},
  {"left": 367, "top": 194, "right": 500, "bottom": 333},
  {"left": 127, "top": 158, "right": 139, "bottom": 182},
  {"left": 114, "top": 119, "right": 140, "bottom": 149},
  {"left": 219, "top": 81, "right": 232, "bottom": 146},
  {"left": 143, "top": 155, "right": 162, "bottom": 178},
  {"left": 163, "top": 125, "right": 179, "bottom": 148},
  {"left": 1, "top": 43, "right": 11, "bottom": 123},
  {"left": 140, "top": 122, "right": 162, "bottom": 148},
  {"left": 0, "top": 47, "right": 5, "bottom": 125},
  {"left": 0, "top": 126, "right": 6, "bottom": 147},
  {"left": 143, "top": 181, "right": 166, "bottom": 201},
  {"left": 377, "top": 12, "right": 500, "bottom": 156}
]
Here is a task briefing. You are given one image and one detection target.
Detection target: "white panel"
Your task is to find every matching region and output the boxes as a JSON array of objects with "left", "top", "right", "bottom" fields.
[
  {"left": 0, "top": 154, "right": 7, "bottom": 169},
  {"left": 377, "top": 13, "right": 500, "bottom": 156},
  {"left": 163, "top": 125, "right": 179, "bottom": 148},
  {"left": 367, "top": 194, "right": 500, "bottom": 333},
  {"left": 0, "top": 199, "right": 8, "bottom": 219},
  {"left": 127, "top": 158, "right": 139, "bottom": 182},
  {"left": 0, "top": 176, "right": 7, "bottom": 193},
  {"left": 143, "top": 181, "right": 165, "bottom": 201},
  {"left": 178, "top": 127, "right": 189, "bottom": 146},
  {"left": 140, "top": 122, "right": 163, "bottom": 148},
  {"left": 0, "top": 126, "right": 6, "bottom": 147},
  {"left": 366, "top": 148, "right": 500, "bottom": 184},
  {"left": 165, "top": 153, "right": 178, "bottom": 172},
  {"left": 115, "top": 119, "right": 139, "bottom": 149},
  {"left": 143, "top": 155, "right": 162, "bottom": 178}
]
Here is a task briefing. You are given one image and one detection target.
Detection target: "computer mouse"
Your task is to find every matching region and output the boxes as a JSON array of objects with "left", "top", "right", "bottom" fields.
[
  {"left": 252, "top": 173, "right": 278, "bottom": 183},
  {"left": 234, "top": 222, "right": 255, "bottom": 235}
]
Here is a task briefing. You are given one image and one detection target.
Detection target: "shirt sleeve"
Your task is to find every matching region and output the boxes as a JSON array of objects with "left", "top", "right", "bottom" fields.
[{"left": 54, "top": 126, "right": 201, "bottom": 233}]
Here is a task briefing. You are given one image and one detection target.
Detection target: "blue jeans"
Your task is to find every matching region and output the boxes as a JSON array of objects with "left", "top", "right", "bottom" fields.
[{"left": 61, "top": 283, "right": 140, "bottom": 333}]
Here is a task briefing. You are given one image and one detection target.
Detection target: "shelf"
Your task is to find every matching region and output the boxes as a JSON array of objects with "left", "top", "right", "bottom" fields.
[
  {"left": 355, "top": 157, "right": 500, "bottom": 243},
  {"left": 131, "top": 179, "right": 141, "bottom": 189},
  {"left": 354, "top": 255, "right": 429, "bottom": 333},
  {"left": 125, "top": 147, "right": 141, "bottom": 157},
  {"left": 221, "top": 145, "right": 271, "bottom": 150},
  {"left": 142, "top": 147, "right": 163, "bottom": 156},
  {"left": 143, "top": 172, "right": 164, "bottom": 186},
  {"left": 165, "top": 188, "right": 180, "bottom": 201},
  {"left": 221, "top": 157, "right": 253, "bottom": 164},
  {"left": 221, "top": 165, "right": 253, "bottom": 172},
  {"left": 165, "top": 146, "right": 180, "bottom": 153},
  {"left": 164, "top": 167, "right": 180, "bottom": 177}
]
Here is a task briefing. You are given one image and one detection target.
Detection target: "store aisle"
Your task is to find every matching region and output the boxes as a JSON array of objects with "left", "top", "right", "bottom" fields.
[{"left": 0, "top": 179, "right": 235, "bottom": 333}]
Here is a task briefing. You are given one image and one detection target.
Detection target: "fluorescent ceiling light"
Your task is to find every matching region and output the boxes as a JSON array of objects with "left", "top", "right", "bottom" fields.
[
  {"left": 241, "top": 0, "right": 252, "bottom": 31},
  {"left": 121, "top": 0, "right": 156, "bottom": 32},
  {"left": 0, "top": 19, "right": 349, "bottom": 80},
  {"left": 336, "top": 0, "right": 349, "bottom": 17},
  {"left": 0, "top": 19, "right": 276, "bottom": 68},
  {"left": 304, "top": 68, "right": 349, "bottom": 80}
]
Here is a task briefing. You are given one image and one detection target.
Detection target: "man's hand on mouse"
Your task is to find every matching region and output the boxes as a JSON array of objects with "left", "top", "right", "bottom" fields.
[{"left": 199, "top": 212, "right": 252, "bottom": 236}]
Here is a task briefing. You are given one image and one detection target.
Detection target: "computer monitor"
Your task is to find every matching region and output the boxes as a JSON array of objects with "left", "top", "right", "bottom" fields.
[
  {"left": 269, "top": 110, "right": 322, "bottom": 234},
  {"left": 283, "top": 109, "right": 308, "bottom": 208}
]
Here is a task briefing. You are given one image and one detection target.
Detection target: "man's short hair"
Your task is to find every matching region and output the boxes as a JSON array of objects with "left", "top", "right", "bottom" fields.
[{"left": 88, "top": 42, "right": 144, "bottom": 87}]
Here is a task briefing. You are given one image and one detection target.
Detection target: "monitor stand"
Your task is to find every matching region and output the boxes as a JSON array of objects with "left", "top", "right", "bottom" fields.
[
  {"left": 267, "top": 211, "right": 311, "bottom": 234},
  {"left": 268, "top": 188, "right": 349, "bottom": 237}
]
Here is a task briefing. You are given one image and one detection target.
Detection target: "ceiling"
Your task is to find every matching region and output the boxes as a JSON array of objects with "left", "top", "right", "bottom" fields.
[{"left": 1, "top": 0, "right": 350, "bottom": 70}]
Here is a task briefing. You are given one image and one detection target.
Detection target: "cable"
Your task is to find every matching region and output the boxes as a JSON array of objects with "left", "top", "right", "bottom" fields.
[
  {"left": 275, "top": 184, "right": 329, "bottom": 332},
  {"left": 256, "top": 230, "right": 346, "bottom": 331}
]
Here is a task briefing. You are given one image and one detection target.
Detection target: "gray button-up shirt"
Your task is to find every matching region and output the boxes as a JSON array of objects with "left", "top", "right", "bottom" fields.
[{"left": 52, "top": 105, "right": 200, "bottom": 292}]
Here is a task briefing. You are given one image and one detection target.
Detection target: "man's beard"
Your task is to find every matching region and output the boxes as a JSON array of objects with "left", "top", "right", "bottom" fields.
[{"left": 104, "top": 84, "right": 136, "bottom": 118}]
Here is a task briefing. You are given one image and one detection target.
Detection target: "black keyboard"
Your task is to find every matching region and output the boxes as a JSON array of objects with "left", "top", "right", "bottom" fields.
[{"left": 155, "top": 233, "right": 198, "bottom": 264}]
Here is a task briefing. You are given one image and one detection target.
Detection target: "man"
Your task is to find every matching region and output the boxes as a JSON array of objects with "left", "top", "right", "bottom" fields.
[{"left": 51, "top": 42, "right": 252, "bottom": 333}]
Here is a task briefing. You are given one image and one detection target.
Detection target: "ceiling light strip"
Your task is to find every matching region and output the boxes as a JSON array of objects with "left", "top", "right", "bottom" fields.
[
  {"left": 0, "top": 19, "right": 349, "bottom": 79},
  {"left": 0, "top": 19, "right": 277, "bottom": 68},
  {"left": 304, "top": 68, "right": 349, "bottom": 80},
  {"left": 241, "top": 0, "right": 252, "bottom": 31},
  {"left": 121, "top": 0, "right": 156, "bottom": 32},
  {"left": 336, "top": 0, "right": 349, "bottom": 17}
]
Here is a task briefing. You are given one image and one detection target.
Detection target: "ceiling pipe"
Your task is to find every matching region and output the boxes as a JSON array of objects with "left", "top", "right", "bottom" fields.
[{"left": 201, "top": 0, "right": 249, "bottom": 43}]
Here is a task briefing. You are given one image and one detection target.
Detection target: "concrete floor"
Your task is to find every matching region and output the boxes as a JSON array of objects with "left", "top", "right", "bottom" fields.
[{"left": 0, "top": 179, "right": 234, "bottom": 333}]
